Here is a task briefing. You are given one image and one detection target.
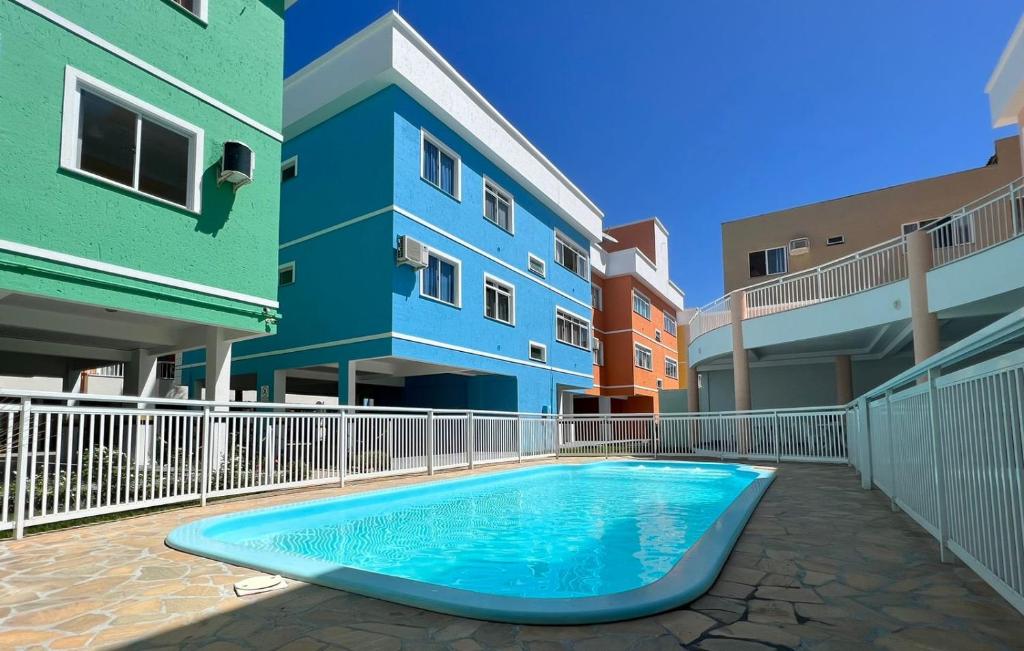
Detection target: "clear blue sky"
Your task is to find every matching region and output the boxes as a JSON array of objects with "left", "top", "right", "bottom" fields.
[{"left": 285, "top": 0, "right": 1021, "bottom": 306}]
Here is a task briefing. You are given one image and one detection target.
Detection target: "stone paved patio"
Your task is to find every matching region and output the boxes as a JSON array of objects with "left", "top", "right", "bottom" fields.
[{"left": 1, "top": 459, "right": 1023, "bottom": 650}]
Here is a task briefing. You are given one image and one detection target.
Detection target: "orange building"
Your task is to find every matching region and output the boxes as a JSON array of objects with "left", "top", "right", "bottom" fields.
[{"left": 572, "top": 218, "right": 687, "bottom": 414}]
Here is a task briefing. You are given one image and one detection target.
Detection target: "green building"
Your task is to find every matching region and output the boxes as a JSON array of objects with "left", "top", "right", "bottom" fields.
[{"left": 0, "top": 0, "right": 291, "bottom": 401}]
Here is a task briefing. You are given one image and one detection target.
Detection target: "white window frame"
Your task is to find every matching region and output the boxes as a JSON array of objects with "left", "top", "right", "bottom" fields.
[
  {"left": 528, "top": 253, "right": 546, "bottom": 278},
  {"left": 419, "top": 247, "right": 462, "bottom": 308},
  {"left": 60, "top": 66, "right": 204, "bottom": 213},
  {"left": 554, "top": 230, "right": 589, "bottom": 279},
  {"left": 420, "top": 129, "right": 461, "bottom": 200},
  {"left": 591, "top": 284, "right": 603, "bottom": 311},
  {"left": 483, "top": 273, "right": 516, "bottom": 326},
  {"left": 482, "top": 176, "right": 514, "bottom": 234},
  {"left": 528, "top": 341, "right": 548, "bottom": 363},
  {"left": 281, "top": 155, "right": 299, "bottom": 183},
  {"left": 555, "top": 306, "right": 591, "bottom": 350},
  {"left": 664, "top": 312, "right": 677, "bottom": 334},
  {"left": 666, "top": 357, "right": 679, "bottom": 380},
  {"left": 169, "top": 0, "right": 209, "bottom": 23},
  {"left": 278, "top": 262, "right": 295, "bottom": 286},
  {"left": 826, "top": 235, "right": 845, "bottom": 246},
  {"left": 634, "top": 343, "right": 653, "bottom": 371},
  {"left": 748, "top": 245, "right": 788, "bottom": 278},
  {"left": 592, "top": 338, "right": 604, "bottom": 366},
  {"left": 632, "top": 289, "right": 651, "bottom": 320}
]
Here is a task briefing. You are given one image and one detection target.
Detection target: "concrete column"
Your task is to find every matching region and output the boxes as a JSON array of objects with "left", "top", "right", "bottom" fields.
[
  {"left": 205, "top": 329, "right": 233, "bottom": 465},
  {"left": 835, "top": 355, "right": 853, "bottom": 405},
  {"left": 598, "top": 396, "right": 612, "bottom": 415},
  {"left": 729, "top": 290, "right": 751, "bottom": 411},
  {"left": 62, "top": 366, "right": 83, "bottom": 406},
  {"left": 686, "top": 365, "right": 699, "bottom": 413},
  {"left": 123, "top": 349, "right": 158, "bottom": 400},
  {"left": 338, "top": 361, "right": 356, "bottom": 406},
  {"left": 907, "top": 230, "right": 940, "bottom": 364}
]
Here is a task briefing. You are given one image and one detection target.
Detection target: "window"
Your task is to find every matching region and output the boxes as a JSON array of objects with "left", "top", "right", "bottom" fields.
[
  {"left": 826, "top": 235, "right": 845, "bottom": 247},
  {"left": 633, "top": 290, "right": 651, "bottom": 319},
  {"left": 528, "top": 254, "right": 546, "bottom": 278},
  {"left": 483, "top": 179, "right": 513, "bottom": 233},
  {"left": 281, "top": 156, "right": 298, "bottom": 183},
  {"left": 902, "top": 220, "right": 934, "bottom": 236},
  {"left": 420, "top": 251, "right": 461, "bottom": 306},
  {"left": 60, "top": 68, "right": 203, "bottom": 212},
  {"left": 664, "top": 312, "right": 677, "bottom": 334},
  {"left": 906, "top": 217, "right": 973, "bottom": 247},
  {"left": 421, "top": 131, "right": 460, "bottom": 199},
  {"left": 484, "top": 275, "right": 515, "bottom": 325},
  {"left": 634, "top": 344, "right": 653, "bottom": 370},
  {"left": 657, "top": 379, "right": 663, "bottom": 390},
  {"left": 556, "top": 308, "right": 590, "bottom": 350},
  {"left": 591, "top": 285, "right": 603, "bottom": 311},
  {"left": 278, "top": 262, "right": 295, "bottom": 286},
  {"left": 555, "top": 233, "right": 589, "bottom": 278},
  {"left": 748, "top": 246, "right": 788, "bottom": 278},
  {"left": 666, "top": 358, "right": 679, "bottom": 380},
  {"left": 169, "top": 0, "right": 208, "bottom": 21},
  {"left": 592, "top": 339, "right": 604, "bottom": 366},
  {"left": 529, "top": 341, "right": 547, "bottom": 363}
]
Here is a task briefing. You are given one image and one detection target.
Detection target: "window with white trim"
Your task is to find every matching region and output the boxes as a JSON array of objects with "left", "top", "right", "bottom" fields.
[
  {"left": 592, "top": 338, "right": 604, "bottom": 366},
  {"left": 60, "top": 68, "right": 203, "bottom": 211},
  {"left": 591, "top": 284, "right": 603, "bottom": 311},
  {"left": 633, "top": 290, "right": 651, "bottom": 319},
  {"left": 170, "top": 0, "right": 208, "bottom": 22},
  {"left": 529, "top": 341, "right": 547, "bottom": 363},
  {"left": 666, "top": 357, "right": 679, "bottom": 379},
  {"left": 421, "top": 131, "right": 460, "bottom": 199},
  {"left": 528, "top": 254, "right": 546, "bottom": 278},
  {"left": 556, "top": 308, "right": 590, "bottom": 349},
  {"left": 748, "top": 246, "right": 788, "bottom": 278},
  {"left": 484, "top": 275, "right": 515, "bottom": 325},
  {"left": 281, "top": 156, "right": 298, "bottom": 183},
  {"left": 657, "top": 378, "right": 663, "bottom": 389},
  {"left": 634, "top": 343, "right": 653, "bottom": 370},
  {"left": 483, "top": 179, "right": 513, "bottom": 233},
  {"left": 278, "top": 262, "right": 295, "bottom": 286},
  {"left": 664, "top": 312, "right": 677, "bottom": 334},
  {"left": 420, "top": 251, "right": 461, "bottom": 307},
  {"left": 555, "top": 233, "right": 588, "bottom": 278}
]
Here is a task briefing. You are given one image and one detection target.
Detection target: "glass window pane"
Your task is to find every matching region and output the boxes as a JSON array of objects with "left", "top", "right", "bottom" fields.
[
  {"left": 440, "top": 152, "right": 455, "bottom": 195},
  {"left": 138, "top": 118, "right": 189, "bottom": 206},
  {"left": 767, "top": 247, "right": 787, "bottom": 274},
  {"left": 749, "top": 251, "right": 767, "bottom": 278},
  {"left": 78, "top": 90, "right": 136, "bottom": 187},
  {"left": 423, "top": 141, "right": 439, "bottom": 185}
]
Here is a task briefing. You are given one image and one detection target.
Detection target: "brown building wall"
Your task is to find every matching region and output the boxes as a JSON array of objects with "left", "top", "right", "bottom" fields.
[
  {"left": 603, "top": 221, "right": 659, "bottom": 264},
  {"left": 720, "top": 136, "right": 1022, "bottom": 292}
]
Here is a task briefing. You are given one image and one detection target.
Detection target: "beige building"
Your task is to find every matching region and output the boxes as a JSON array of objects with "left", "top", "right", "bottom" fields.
[{"left": 720, "top": 136, "right": 1021, "bottom": 292}]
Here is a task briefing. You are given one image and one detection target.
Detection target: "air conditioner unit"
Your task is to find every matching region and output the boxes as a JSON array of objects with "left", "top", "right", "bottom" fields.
[
  {"left": 789, "top": 237, "right": 810, "bottom": 256},
  {"left": 397, "top": 235, "right": 429, "bottom": 269},
  {"left": 655, "top": 330, "right": 662, "bottom": 342},
  {"left": 218, "top": 141, "right": 254, "bottom": 190}
]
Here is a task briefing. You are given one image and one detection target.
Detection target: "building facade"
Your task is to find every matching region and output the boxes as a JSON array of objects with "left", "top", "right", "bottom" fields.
[
  {"left": 720, "top": 136, "right": 1021, "bottom": 293},
  {"left": 0, "top": 0, "right": 288, "bottom": 401},
  {"left": 182, "top": 12, "right": 603, "bottom": 414},
  {"left": 574, "top": 219, "right": 686, "bottom": 414}
]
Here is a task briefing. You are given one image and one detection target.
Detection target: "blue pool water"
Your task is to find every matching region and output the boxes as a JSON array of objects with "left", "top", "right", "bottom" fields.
[{"left": 168, "top": 461, "right": 774, "bottom": 623}]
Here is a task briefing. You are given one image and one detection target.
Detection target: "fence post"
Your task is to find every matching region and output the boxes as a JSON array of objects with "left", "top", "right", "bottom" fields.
[
  {"left": 1012, "top": 185, "right": 1021, "bottom": 236},
  {"left": 13, "top": 399, "right": 31, "bottom": 540},
  {"left": 926, "top": 368, "right": 951, "bottom": 563},
  {"left": 516, "top": 418, "right": 523, "bottom": 463},
  {"left": 603, "top": 415, "right": 610, "bottom": 459},
  {"left": 885, "top": 390, "right": 897, "bottom": 512},
  {"left": 653, "top": 415, "right": 659, "bottom": 459},
  {"left": 200, "top": 407, "right": 211, "bottom": 507},
  {"left": 338, "top": 410, "right": 347, "bottom": 487},
  {"left": 554, "top": 415, "right": 561, "bottom": 459},
  {"left": 858, "top": 397, "right": 872, "bottom": 490},
  {"left": 426, "top": 410, "right": 435, "bottom": 476},
  {"left": 466, "top": 411, "right": 475, "bottom": 469},
  {"left": 773, "top": 411, "right": 781, "bottom": 463}
]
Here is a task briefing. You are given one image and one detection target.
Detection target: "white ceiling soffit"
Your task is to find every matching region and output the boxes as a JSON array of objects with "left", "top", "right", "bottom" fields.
[{"left": 283, "top": 11, "right": 604, "bottom": 242}]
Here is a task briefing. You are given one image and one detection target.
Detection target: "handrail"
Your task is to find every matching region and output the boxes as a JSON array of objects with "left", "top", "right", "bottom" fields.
[{"left": 689, "top": 176, "right": 1024, "bottom": 344}]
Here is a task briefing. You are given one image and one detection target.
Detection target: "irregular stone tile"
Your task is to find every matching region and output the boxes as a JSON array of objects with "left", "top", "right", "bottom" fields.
[
  {"left": 759, "top": 573, "right": 801, "bottom": 587},
  {"left": 451, "top": 639, "right": 484, "bottom": 651},
  {"left": 814, "top": 581, "right": 862, "bottom": 598},
  {"left": 719, "top": 566, "right": 766, "bottom": 586},
  {"left": 275, "top": 638, "right": 326, "bottom": 651},
  {"left": 841, "top": 572, "right": 888, "bottom": 591},
  {"left": 801, "top": 571, "right": 836, "bottom": 586},
  {"left": 433, "top": 619, "right": 482, "bottom": 641},
  {"left": 875, "top": 627, "right": 1003, "bottom": 651},
  {"left": 756, "top": 558, "right": 799, "bottom": 576},
  {"left": 632, "top": 634, "right": 687, "bottom": 651},
  {"left": 880, "top": 606, "right": 944, "bottom": 625},
  {"left": 308, "top": 625, "right": 401, "bottom": 651},
  {"left": 753, "top": 586, "right": 823, "bottom": 603},
  {"left": 697, "top": 639, "right": 775, "bottom": 650},
  {"left": 708, "top": 621, "right": 801, "bottom": 648},
  {"left": 747, "top": 599, "right": 797, "bottom": 625},
  {"left": 708, "top": 580, "right": 754, "bottom": 599},
  {"left": 472, "top": 622, "right": 518, "bottom": 647},
  {"left": 350, "top": 622, "right": 427, "bottom": 640},
  {"left": 656, "top": 610, "right": 716, "bottom": 644}
]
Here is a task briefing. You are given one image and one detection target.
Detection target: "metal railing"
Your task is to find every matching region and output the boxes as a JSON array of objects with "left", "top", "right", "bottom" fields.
[
  {"left": 689, "top": 177, "right": 1024, "bottom": 343},
  {"left": 848, "top": 304, "right": 1024, "bottom": 616}
]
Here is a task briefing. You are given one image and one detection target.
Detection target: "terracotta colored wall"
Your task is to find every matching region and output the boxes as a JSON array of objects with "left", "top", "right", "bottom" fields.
[{"left": 604, "top": 220, "right": 658, "bottom": 264}]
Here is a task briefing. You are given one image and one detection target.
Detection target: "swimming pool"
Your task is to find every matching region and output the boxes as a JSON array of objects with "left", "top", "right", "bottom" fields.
[{"left": 167, "top": 460, "right": 774, "bottom": 623}]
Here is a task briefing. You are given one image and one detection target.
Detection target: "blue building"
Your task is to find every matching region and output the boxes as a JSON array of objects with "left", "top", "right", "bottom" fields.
[{"left": 183, "top": 12, "right": 604, "bottom": 413}]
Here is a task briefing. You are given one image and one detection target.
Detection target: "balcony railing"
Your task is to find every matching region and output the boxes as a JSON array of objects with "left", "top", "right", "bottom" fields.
[{"left": 689, "top": 177, "right": 1024, "bottom": 343}]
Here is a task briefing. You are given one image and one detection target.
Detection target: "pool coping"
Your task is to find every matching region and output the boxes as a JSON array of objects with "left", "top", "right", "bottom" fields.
[{"left": 166, "top": 460, "right": 776, "bottom": 625}]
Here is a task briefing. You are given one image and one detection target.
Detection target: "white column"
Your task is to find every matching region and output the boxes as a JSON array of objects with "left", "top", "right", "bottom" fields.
[
  {"left": 62, "top": 366, "right": 83, "bottom": 407},
  {"left": 124, "top": 349, "right": 158, "bottom": 401},
  {"left": 598, "top": 396, "right": 612, "bottom": 415},
  {"left": 273, "top": 369, "right": 287, "bottom": 404},
  {"left": 205, "top": 328, "right": 233, "bottom": 465}
]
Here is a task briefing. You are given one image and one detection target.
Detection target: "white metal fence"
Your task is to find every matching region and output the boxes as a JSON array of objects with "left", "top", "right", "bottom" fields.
[
  {"left": 689, "top": 177, "right": 1024, "bottom": 343},
  {"left": 849, "top": 306, "right": 1024, "bottom": 615}
]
